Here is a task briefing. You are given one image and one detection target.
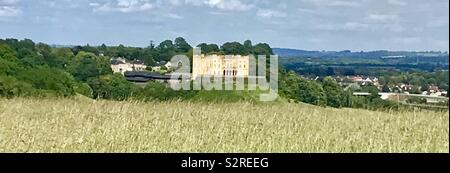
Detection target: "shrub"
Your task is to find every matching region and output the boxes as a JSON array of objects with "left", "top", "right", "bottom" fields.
[{"left": 0, "top": 75, "right": 34, "bottom": 98}]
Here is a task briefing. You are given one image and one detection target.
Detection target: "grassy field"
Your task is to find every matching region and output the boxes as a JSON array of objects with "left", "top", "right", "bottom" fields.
[{"left": 0, "top": 97, "right": 448, "bottom": 153}]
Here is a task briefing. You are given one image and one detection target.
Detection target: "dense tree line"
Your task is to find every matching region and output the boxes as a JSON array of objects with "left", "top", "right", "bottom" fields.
[
  {"left": 196, "top": 40, "right": 273, "bottom": 56},
  {"left": 0, "top": 38, "right": 273, "bottom": 101},
  {"left": 377, "top": 70, "right": 449, "bottom": 92}
]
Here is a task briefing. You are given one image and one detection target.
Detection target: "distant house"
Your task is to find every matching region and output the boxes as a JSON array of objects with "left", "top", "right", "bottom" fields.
[
  {"left": 352, "top": 76, "right": 363, "bottom": 82},
  {"left": 152, "top": 61, "right": 173, "bottom": 71},
  {"left": 111, "top": 57, "right": 147, "bottom": 75},
  {"left": 428, "top": 85, "right": 440, "bottom": 93}
]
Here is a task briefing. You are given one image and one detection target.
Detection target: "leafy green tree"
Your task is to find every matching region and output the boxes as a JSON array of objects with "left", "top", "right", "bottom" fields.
[
  {"left": 298, "top": 80, "right": 327, "bottom": 106},
  {"left": 252, "top": 43, "right": 273, "bottom": 56},
  {"left": 361, "top": 83, "right": 379, "bottom": 101},
  {"left": 99, "top": 44, "right": 108, "bottom": 54},
  {"left": 197, "top": 43, "right": 220, "bottom": 54},
  {"left": 0, "top": 58, "right": 20, "bottom": 76},
  {"left": 279, "top": 71, "right": 303, "bottom": 100},
  {"left": 280, "top": 71, "right": 326, "bottom": 106},
  {"left": 221, "top": 42, "right": 247, "bottom": 55},
  {"left": 0, "top": 44, "right": 19, "bottom": 63},
  {"left": 174, "top": 37, "right": 192, "bottom": 53},
  {"left": 244, "top": 40, "right": 252, "bottom": 52},
  {"left": 116, "top": 44, "right": 129, "bottom": 58},
  {"left": 16, "top": 66, "right": 76, "bottom": 96},
  {"left": 136, "top": 81, "right": 178, "bottom": 101},
  {"left": 87, "top": 74, "right": 138, "bottom": 100},
  {"left": 157, "top": 40, "right": 177, "bottom": 61},
  {"left": 51, "top": 48, "right": 74, "bottom": 68},
  {"left": 36, "top": 43, "right": 56, "bottom": 65},
  {"left": 74, "top": 82, "right": 93, "bottom": 98},
  {"left": 0, "top": 75, "right": 34, "bottom": 98},
  {"left": 67, "top": 51, "right": 112, "bottom": 81},
  {"left": 322, "top": 77, "right": 344, "bottom": 108},
  {"left": 158, "top": 40, "right": 174, "bottom": 49}
]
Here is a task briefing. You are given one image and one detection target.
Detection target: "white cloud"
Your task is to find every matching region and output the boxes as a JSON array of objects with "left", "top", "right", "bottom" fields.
[
  {"left": 387, "top": 0, "right": 407, "bottom": 6},
  {"left": 366, "top": 13, "right": 399, "bottom": 23},
  {"left": 329, "top": 0, "right": 361, "bottom": 7},
  {"left": 95, "top": 0, "right": 154, "bottom": 13},
  {"left": 204, "top": 0, "right": 253, "bottom": 11},
  {"left": 0, "top": 0, "right": 20, "bottom": 17},
  {"left": 166, "top": 13, "right": 183, "bottom": 19},
  {"left": 0, "top": 6, "right": 20, "bottom": 17},
  {"left": 89, "top": 2, "right": 100, "bottom": 7},
  {"left": 184, "top": 0, "right": 203, "bottom": 6},
  {"left": 302, "top": 0, "right": 362, "bottom": 7},
  {"left": 256, "top": 8, "right": 287, "bottom": 19},
  {"left": 167, "top": 0, "right": 183, "bottom": 6},
  {"left": 343, "top": 22, "right": 369, "bottom": 31},
  {"left": 0, "top": 0, "right": 19, "bottom": 5}
]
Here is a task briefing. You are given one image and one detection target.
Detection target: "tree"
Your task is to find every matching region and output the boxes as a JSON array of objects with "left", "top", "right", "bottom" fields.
[
  {"left": 196, "top": 43, "right": 220, "bottom": 54},
  {"left": 99, "top": 44, "right": 108, "bottom": 54},
  {"left": 136, "top": 81, "right": 178, "bottom": 101},
  {"left": 298, "top": 80, "right": 327, "bottom": 106},
  {"left": 67, "top": 51, "right": 112, "bottom": 81},
  {"left": 74, "top": 82, "right": 93, "bottom": 98},
  {"left": 322, "top": 77, "right": 344, "bottom": 108},
  {"left": 16, "top": 66, "right": 77, "bottom": 97},
  {"left": 51, "top": 48, "right": 74, "bottom": 69},
  {"left": 252, "top": 43, "right": 273, "bottom": 56},
  {"left": 280, "top": 71, "right": 326, "bottom": 106},
  {"left": 87, "top": 74, "right": 138, "bottom": 100},
  {"left": 197, "top": 43, "right": 207, "bottom": 51},
  {"left": 0, "top": 58, "right": 20, "bottom": 76},
  {"left": 157, "top": 40, "right": 176, "bottom": 61},
  {"left": 0, "top": 44, "right": 18, "bottom": 63},
  {"left": 174, "top": 37, "right": 192, "bottom": 53},
  {"left": 158, "top": 40, "right": 174, "bottom": 49},
  {"left": 243, "top": 40, "right": 252, "bottom": 54},
  {"left": 0, "top": 75, "right": 34, "bottom": 98},
  {"left": 0, "top": 44, "right": 21, "bottom": 76},
  {"left": 36, "top": 43, "right": 54, "bottom": 63},
  {"left": 221, "top": 42, "right": 247, "bottom": 55},
  {"left": 117, "top": 44, "right": 129, "bottom": 58},
  {"left": 361, "top": 83, "right": 379, "bottom": 101}
]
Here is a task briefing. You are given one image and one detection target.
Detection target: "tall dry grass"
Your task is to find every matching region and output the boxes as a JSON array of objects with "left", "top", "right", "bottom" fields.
[{"left": 0, "top": 97, "right": 448, "bottom": 153}]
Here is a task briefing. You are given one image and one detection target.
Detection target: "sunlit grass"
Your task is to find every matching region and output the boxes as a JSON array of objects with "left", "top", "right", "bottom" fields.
[{"left": 0, "top": 97, "right": 448, "bottom": 153}]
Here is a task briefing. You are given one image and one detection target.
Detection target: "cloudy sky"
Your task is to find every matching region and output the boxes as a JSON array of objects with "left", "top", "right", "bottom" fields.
[{"left": 0, "top": 0, "right": 448, "bottom": 51}]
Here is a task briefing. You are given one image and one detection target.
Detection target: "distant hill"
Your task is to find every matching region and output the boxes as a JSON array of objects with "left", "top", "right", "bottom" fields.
[{"left": 273, "top": 48, "right": 449, "bottom": 59}]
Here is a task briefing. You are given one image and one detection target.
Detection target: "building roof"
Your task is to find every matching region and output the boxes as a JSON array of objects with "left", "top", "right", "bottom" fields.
[
  {"left": 124, "top": 71, "right": 181, "bottom": 81},
  {"left": 155, "top": 61, "right": 167, "bottom": 66},
  {"left": 111, "top": 57, "right": 145, "bottom": 65}
]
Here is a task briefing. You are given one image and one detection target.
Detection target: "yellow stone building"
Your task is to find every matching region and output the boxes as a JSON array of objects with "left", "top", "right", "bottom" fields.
[{"left": 192, "top": 54, "right": 250, "bottom": 79}]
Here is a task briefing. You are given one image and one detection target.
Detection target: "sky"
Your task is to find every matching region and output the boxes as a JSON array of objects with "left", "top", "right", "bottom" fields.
[{"left": 0, "top": 0, "right": 449, "bottom": 51}]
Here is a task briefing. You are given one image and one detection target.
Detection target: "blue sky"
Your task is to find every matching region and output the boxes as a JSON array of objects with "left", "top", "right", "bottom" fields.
[{"left": 0, "top": 0, "right": 448, "bottom": 51}]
